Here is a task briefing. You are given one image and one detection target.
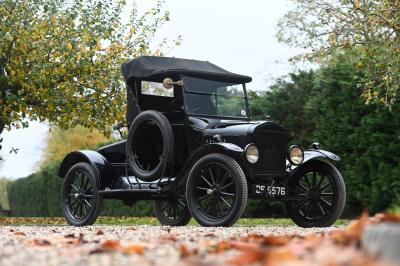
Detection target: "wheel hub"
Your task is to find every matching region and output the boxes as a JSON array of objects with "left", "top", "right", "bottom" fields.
[{"left": 207, "top": 188, "right": 215, "bottom": 195}]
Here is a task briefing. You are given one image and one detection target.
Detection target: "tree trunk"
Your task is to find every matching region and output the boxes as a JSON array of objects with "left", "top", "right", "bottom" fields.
[{"left": 0, "top": 118, "right": 4, "bottom": 151}]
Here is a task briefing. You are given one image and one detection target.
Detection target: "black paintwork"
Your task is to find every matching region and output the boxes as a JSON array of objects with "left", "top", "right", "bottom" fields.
[{"left": 59, "top": 57, "right": 341, "bottom": 201}]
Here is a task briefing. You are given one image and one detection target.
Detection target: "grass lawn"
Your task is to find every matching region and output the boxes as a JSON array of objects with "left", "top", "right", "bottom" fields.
[{"left": 0, "top": 216, "right": 350, "bottom": 226}]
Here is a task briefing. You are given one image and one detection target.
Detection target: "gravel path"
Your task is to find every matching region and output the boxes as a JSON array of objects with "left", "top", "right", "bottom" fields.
[{"left": 0, "top": 225, "right": 339, "bottom": 266}]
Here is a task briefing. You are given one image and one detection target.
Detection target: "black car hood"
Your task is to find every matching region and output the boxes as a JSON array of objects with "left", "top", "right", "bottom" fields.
[{"left": 198, "top": 118, "right": 287, "bottom": 149}]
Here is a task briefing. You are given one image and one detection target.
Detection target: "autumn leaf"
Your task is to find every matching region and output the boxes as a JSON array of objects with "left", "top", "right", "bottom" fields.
[
  {"left": 96, "top": 230, "right": 104, "bottom": 235},
  {"left": 226, "top": 250, "right": 264, "bottom": 265},
  {"left": 179, "top": 243, "right": 190, "bottom": 258},
  {"left": 263, "top": 248, "right": 297, "bottom": 266},
  {"left": 121, "top": 243, "right": 145, "bottom": 255},
  {"left": 162, "top": 233, "right": 178, "bottom": 242},
  {"left": 14, "top": 231, "right": 26, "bottom": 236},
  {"left": 371, "top": 212, "right": 400, "bottom": 223},
  {"left": 29, "top": 239, "right": 51, "bottom": 246},
  {"left": 100, "top": 239, "right": 121, "bottom": 250}
]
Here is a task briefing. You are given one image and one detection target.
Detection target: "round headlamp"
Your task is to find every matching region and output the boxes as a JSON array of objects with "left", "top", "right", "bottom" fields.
[
  {"left": 245, "top": 144, "right": 259, "bottom": 164},
  {"left": 288, "top": 145, "right": 304, "bottom": 165}
]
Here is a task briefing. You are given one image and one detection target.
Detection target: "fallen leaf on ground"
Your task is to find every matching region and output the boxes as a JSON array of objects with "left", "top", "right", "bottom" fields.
[
  {"left": 29, "top": 239, "right": 51, "bottom": 246},
  {"left": 179, "top": 243, "right": 190, "bottom": 258},
  {"left": 162, "top": 233, "right": 178, "bottom": 241},
  {"left": 100, "top": 239, "right": 121, "bottom": 250},
  {"left": 14, "top": 231, "right": 26, "bottom": 236},
  {"left": 226, "top": 250, "right": 264, "bottom": 265},
  {"left": 121, "top": 243, "right": 145, "bottom": 254},
  {"left": 263, "top": 248, "right": 297, "bottom": 266}
]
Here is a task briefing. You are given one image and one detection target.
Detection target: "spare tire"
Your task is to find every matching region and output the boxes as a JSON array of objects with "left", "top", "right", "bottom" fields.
[{"left": 126, "top": 110, "right": 174, "bottom": 181}]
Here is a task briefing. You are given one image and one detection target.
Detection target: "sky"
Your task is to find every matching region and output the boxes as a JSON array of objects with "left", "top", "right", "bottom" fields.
[{"left": 0, "top": 0, "right": 301, "bottom": 179}]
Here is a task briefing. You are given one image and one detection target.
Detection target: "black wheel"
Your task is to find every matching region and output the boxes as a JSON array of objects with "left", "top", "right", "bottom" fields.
[
  {"left": 286, "top": 160, "right": 346, "bottom": 227},
  {"left": 186, "top": 153, "right": 248, "bottom": 227},
  {"left": 60, "top": 162, "right": 102, "bottom": 226},
  {"left": 153, "top": 195, "right": 191, "bottom": 226},
  {"left": 126, "top": 110, "right": 174, "bottom": 181}
]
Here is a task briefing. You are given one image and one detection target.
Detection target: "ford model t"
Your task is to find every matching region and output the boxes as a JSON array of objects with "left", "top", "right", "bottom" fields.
[{"left": 59, "top": 56, "right": 346, "bottom": 227}]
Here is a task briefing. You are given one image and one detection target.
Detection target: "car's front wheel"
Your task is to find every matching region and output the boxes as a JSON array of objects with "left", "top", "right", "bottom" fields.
[
  {"left": 186, "top": 153, "right": 248, "bottom": 227},
  {"left": 60, "top": 162, "right": 102, "bottom": 226},
  {"left": 286, "top": 160, "right": 346, "bottom": 227}
]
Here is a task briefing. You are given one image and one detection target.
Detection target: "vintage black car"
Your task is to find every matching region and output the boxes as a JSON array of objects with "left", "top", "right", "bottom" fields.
[{"left": 58, "top": 56, "right": 346, "bottom": 227}]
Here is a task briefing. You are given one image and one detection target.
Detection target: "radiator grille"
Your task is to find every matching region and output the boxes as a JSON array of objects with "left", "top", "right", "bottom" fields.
[{"left": 253, "top": 130, "right": 287, "bottom": 174}]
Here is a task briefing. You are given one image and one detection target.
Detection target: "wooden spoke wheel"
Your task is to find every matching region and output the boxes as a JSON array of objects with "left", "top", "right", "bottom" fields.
[
  {"left": 286, "top": 161, "right": 346, "bottom": 227},
  {"left": 153, "top": 195, "right": 191, "bottom": 226},
  {"left": 186, "top": 154, "right": 247, "bottom": 227},
  {"left": 60, "top": 163, "right": 102, "bottom": 226}
]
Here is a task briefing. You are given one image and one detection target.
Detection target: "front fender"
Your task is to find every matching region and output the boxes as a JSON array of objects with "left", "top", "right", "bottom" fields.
[
  {"left": 303, "top": 149, "right": 340, "bottom": 163},
  {"left": 286, "top": 149, "right": 340, "bottom": 175},
  {"left": 186, "top": 143, "right": 244, "bottom": 167},
  {"left": 177, "top": 143, "right": 244, "bottom": 181},
  {"left": 58, "top": 150, "right": 111, "bottom": 189}
]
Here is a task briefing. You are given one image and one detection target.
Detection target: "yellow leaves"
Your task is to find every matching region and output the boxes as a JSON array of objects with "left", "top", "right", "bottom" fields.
[
  {"left": 354, "top": 0, "right": 361, "bottom": 8},
  {"left": 82, "top": 34, "right": 91, "bottom": 43},
  {"left": 66, "top": 43, "right": 73, "bottom": 50},
  {"left": 328, "top": 34, "right": 336, "bottom": 46}
]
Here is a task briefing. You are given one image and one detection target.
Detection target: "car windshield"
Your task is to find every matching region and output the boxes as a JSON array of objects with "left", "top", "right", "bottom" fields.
[{"left": 183, "top": 76, "right": 248, "bottom": 119}]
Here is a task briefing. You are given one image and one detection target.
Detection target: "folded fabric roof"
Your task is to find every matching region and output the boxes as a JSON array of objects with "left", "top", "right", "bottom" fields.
[{"left": 121, "top": 56, "right": 252, "bottom": 84}]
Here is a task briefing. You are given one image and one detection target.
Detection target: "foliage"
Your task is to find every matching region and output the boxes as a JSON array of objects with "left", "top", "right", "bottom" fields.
[
  {"left": 40, "top": 126, "right": 112, "bottom": 168},
  {"left": 248, "top": 52, "right": 400, "bottom": 214},
  {"left": 248, "top": 71, "right": 316, "bottom": 146},
  {"left": 0, "top": 0, "right": 179, "bottom": 136},
  {"left": 277, "top": 0, "right": 400, "bottom": 105},
  {"left": 0, "top": 178, "right": 10, "bottom": 211}
]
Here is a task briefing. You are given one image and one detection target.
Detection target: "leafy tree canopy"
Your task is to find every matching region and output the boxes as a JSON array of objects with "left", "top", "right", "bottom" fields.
[
  {"left": 0, "top": 0, "right": 178, "bottom": 137},
  {"left": 277, "top": 0, "right": 400, "bottom": 105}
]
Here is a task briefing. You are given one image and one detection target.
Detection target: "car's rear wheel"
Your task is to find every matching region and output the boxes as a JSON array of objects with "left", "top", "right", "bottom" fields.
[
  {"left": 286, "top": 160, "right": 346, "bottom": 227},
  {"left": 153, "top": 195, "right": 191, "bottom": 226},
  {"left": 186, "top": 153, "right": 248, "bottom": 227},
  {"left": 60, "top": 162, "right": 102, "bottom": 226}
]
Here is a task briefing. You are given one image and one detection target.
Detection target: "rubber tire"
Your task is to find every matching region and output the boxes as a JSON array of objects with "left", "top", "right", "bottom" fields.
[
  {"left": 186, "top": 153, "right": 248, "bottom": 227},
  {"left": 153, "top": 198, "right": 192, "bottom": 226},
  {"left": 286, "top": 160, "right": 346, "bottom": 228},
  {"left": 60, "top": 162, "right": 102, "bottom": 226},
  {"left": 126, "top": 110, "right": 174, "bottom": 181}
]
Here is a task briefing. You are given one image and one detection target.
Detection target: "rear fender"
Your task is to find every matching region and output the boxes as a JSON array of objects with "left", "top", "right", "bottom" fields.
[{"left": 58, "top": 150, "right": 112, "bottom": 189}]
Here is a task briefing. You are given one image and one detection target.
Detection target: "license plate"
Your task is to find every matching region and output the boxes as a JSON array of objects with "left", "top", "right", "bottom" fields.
[{"left": 253, "top": 184, "right": 286, "bottom": 196}]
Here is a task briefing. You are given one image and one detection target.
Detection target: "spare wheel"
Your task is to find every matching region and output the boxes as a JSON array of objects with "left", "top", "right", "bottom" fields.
[{"left": 126, "top": 110, "right": 174, "bottom": 181}]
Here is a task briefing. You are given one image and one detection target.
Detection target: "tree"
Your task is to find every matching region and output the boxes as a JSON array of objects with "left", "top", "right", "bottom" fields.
[
  {"left": 254, "top": 52, "right": 400, "bottom": 213},
  {"left": 277, "top": 0, "right": 400, "bottom": 106},
  {"left": 248, "top": 71, "right": 316, "bottom": 146},
  {"left": 0, "top": 0, "right": 178, "bottom": 142},
  {"left": 40, "top": 126, "right": 112, "bottom": 168}
]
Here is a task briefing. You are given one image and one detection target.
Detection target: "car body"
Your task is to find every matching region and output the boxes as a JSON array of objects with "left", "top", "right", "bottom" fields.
[{"left": 59, "top": 56, "right": 346, "bottom": 227}]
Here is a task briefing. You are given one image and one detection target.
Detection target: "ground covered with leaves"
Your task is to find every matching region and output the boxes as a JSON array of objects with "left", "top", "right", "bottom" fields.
[{"left": 0, "top": 214, "right": 398, "bottom": 266}]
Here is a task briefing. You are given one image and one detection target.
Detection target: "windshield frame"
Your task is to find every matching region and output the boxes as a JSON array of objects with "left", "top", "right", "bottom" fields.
[{"left": 181, "top": 75, "right": 250, "bottom": 121}]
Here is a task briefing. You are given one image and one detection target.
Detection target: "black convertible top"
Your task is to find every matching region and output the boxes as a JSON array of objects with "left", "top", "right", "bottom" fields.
[{"left": 121, "top": 56, "right": 252, "bottom": 84}]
